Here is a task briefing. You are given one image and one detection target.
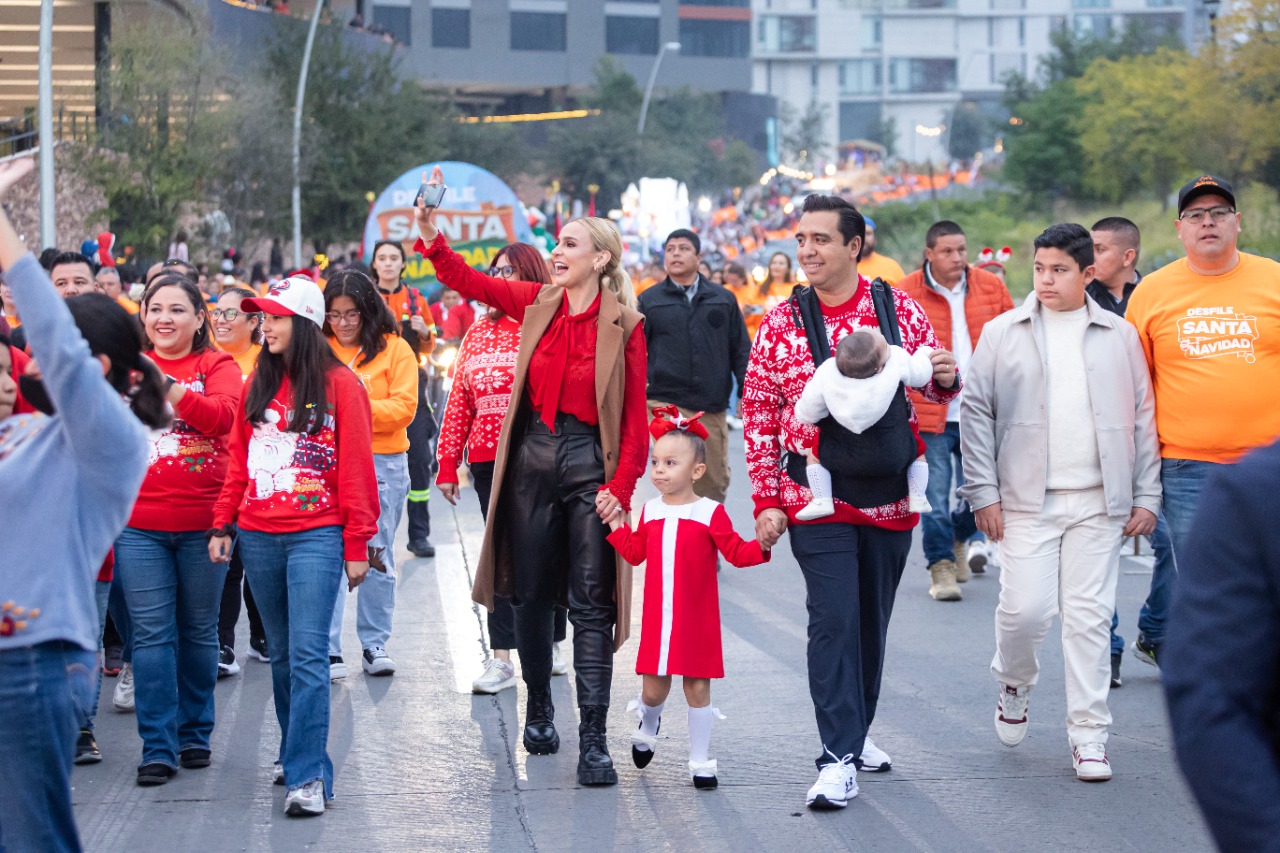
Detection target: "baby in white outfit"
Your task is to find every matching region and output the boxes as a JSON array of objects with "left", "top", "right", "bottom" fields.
[{"left": 794, "top": 328, "right": 934, "bottom": 520}]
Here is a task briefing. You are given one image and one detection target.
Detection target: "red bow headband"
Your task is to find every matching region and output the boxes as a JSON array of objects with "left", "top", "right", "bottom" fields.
[{"left": 649, "top": 405, "right": 709, "bottom": 441}]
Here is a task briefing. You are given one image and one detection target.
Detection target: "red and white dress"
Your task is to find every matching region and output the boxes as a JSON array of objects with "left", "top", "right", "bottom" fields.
[{"left": 607, "top": 497, "right": 769, "bottom": 678}]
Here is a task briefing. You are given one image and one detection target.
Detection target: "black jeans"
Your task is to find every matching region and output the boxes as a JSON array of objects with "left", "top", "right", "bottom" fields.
[
  {"left": 406, "top": 373, "right": 435, "bottom": 543},
  {"left": 789, "top": 522, "right": 911, "bottom": 767},
  {"left": 471, "top": 460, "right": 566, "bottom": 650},
  {"left": 504, "top": 414, "right": 616, "bottom": 706},
  {"left": 217, "top": 544, "right": 264, "bottom": 650}
]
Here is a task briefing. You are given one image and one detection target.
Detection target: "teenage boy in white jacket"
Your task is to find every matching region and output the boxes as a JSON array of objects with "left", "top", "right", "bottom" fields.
[{"left": 959, "top": 223, "right": 1161, "bottom": 782}]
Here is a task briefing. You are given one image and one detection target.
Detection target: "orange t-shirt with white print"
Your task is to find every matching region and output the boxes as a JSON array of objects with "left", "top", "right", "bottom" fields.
[
  {"left": 1126, "top": 251, "right": 1280, "bottom": 463},
  {"left": 327, "top": 334, "right": 419, "bottom": 455}
]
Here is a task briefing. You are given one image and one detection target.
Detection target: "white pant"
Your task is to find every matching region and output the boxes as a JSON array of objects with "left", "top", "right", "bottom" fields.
[{"left": 991, "top": 488, "right": 1125, "bottom": 745}]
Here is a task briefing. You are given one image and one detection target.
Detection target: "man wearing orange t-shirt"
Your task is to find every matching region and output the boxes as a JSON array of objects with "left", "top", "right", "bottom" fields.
[{"left": 1127, "top": 175, "right": 1280, "bottom": 654}]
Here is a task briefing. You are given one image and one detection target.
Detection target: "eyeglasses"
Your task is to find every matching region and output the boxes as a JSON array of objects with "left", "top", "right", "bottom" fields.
[
  {"left": 210, "top": 308, "right": 248, "bottom": 321},
  {"left": 1180, "top": 206, "right": 1236, "bottom": 225},
  {"left": 489, "top": 264, "right": 515, "bottom": 279},
  {"left": 325, "top": 310, "right": 362, "bottom": 325}
]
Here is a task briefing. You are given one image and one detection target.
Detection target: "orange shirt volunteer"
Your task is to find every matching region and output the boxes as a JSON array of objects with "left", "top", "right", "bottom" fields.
[{"left": 328, "top": 335, "right": 419, "bottom": 455}]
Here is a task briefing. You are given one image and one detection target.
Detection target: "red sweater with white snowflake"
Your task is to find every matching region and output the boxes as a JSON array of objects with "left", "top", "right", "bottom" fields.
[
  {"left": 436, "top": 314, "right": 519, "bottom": 483},
  {"left": 743, "top": 279, "right": 960, "bottom": 530},
  {"left": 128, "top": 348, "right": 241, "bottom": 531},
  {"left": 212, "top": 368, "right": 379, "bottom": 561}
]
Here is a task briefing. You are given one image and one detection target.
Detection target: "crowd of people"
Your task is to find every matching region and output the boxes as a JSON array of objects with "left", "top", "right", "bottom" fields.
[{"left": 2, "top": 153, "right": 1279, "bottom": 853}]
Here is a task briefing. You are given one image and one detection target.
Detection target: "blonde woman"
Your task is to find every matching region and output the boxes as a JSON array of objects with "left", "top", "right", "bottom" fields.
[{"left": 414, "top": 169, "right": 646, "bottom": 787}]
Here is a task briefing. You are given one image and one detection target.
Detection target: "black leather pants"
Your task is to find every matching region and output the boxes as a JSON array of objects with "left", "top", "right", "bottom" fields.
[{"left": 505, "top": 413, "right": 617, "bottom": 707}]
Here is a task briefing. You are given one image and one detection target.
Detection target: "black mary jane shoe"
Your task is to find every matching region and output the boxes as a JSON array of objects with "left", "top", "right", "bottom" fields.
[{"left": 631, "top": 719, "right": 660, "bottom": 769}]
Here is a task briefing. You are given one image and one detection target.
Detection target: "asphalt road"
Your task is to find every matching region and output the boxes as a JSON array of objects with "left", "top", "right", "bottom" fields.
[{"left": 73, "top": 431, "right": 1213, "bottom": 852}]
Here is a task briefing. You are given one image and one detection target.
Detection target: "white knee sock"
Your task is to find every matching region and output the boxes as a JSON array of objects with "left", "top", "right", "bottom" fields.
[
  {"left": 636, "top": 698, "right": 663, "bottom": 751},
  {"left": 807, "top": 464, "right": 832, "bottom": 501},
  {"left": 688, "top": 706, "right": 714, "bottom": 765},
  {"left": 908, "top": 458, "right": 929, "bottom": 502}
]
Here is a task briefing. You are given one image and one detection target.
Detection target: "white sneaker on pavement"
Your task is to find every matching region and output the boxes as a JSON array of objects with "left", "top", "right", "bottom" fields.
[
  {"left": 725, "top": 414, "right": 743, "bottom": 430},
  {"left": 551, "top": 641, "right": 569, "bottom": 676},
  {"left": 1072, "top": 742, "right": 1112, "bottom": 782},
  {"left": 329, "top": 656, "right": 347, "bottom": 681},
  {"left": 796, "top": 498, "right": 835, "bottom": 521},
  {"left": 284, "top": 779, "right": 326, "bottom": 816},
  {"left": 967, "top": 540, "right": 993, "bottom": 574},
  {"left": 362, "top": 645, "right": 396, "bottom": 676},
  {"left": 806, "top": 752, "right": 858, "bottom": 809},
  {"left": 995, "top": 684, "right": 1029, "bottom": 747},
  {"left": 858, "top": 737, "right": 892, "bottom": 772},
  {"left": 113, "top": 662, "right": 135, "bottom": 712},
  {"left": 472, "top": 658, "right": 516, "bottom": 694}
]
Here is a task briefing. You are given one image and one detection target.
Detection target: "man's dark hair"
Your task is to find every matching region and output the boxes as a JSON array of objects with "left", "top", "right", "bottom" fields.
[
  {"left": 801, "top": 195, "right": 866, "bottom": 248},
  {"left": 1091, "top": 216, "right": 1141, "bottom": 262},
  {"left": 39, "top": 248, "right": 59, "bottom": 271},
  {"left": 1034, "top": 223, "right": 1095, "bottom": 271},
  {"left": 723, "top": 261, "right": 747, "bottom": 280},
  {"left": 50, "top": 251, "right": 94, "bottom": 276},
  {"left": 835, "top": 330, "right": 883, "bottom": 379},
  {"left": 925, "top": 221, "right": 965, "bottom": 249},
  {"left": 664, "top": 228, "right": 701, "bottom": 256}
]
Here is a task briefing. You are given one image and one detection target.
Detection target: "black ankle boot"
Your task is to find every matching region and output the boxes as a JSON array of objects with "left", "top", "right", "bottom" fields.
[
  {"left": 523, "top": 686, "right": 559, "bottom": 755},
  {"left": 577, "top": 705, "right": 617, "bottom": 786}
]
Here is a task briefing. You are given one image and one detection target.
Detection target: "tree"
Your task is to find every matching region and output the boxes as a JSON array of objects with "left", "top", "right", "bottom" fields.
[
  {"left": 1001, "top": 79, "right": 1086, "bottom": 204},
  {"left": 947, "top": 103, "right": 991, "bottom": 160},
  {"left": 780, "top": 100, "right": 830, "bottom": 171},
  {"left": 866, "top": 115, "right": 898, "bottom": 160}
]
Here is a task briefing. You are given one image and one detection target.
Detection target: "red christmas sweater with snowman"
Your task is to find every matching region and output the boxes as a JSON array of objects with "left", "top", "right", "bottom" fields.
[
  {"left": 128, "top": 349, "right": 241, "bottom": 531},
  {"left": 212, "top": 368, "right": 379, "bottom": 561},
  {"left": 742, "top": 278, "right": 960, "bottom": 530}
]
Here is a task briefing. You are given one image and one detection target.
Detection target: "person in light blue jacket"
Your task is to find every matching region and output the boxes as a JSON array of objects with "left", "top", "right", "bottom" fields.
[{"left": 0, "top": 158, "right": 169, "bottom": 853}]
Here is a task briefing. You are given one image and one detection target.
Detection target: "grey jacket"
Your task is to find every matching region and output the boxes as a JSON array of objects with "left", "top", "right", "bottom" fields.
[{"left": 959, "top": 293, "right": 1161, "bottom": 517}]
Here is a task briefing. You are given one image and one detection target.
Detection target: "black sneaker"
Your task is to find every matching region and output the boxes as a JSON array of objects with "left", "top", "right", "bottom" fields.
[
  {"left": 408, "top": 539, "right": 436, "bottom": 558},
  {"left": 103, "top": 645, "right": 124, "bottom": 677},
  {"left": 247, "top": 635, "right": 269, "bottom": 662},
  {"left": 75, "top": 729, "right": 102, "bottom": 765},
  {"left": 1132, "top": 636, "right": 1161, "bottom": 669},
  {"left": 137, "top": 763, "right": 176, "bottom": 786},
  {"left": 180, "top": 748, "right": 211, "bottom": 769},
  {"left": 217, "top": 645, "right": 240, "bottom": 678},
  {"left": 330, "top": 655, "right": 348, "bottom": 680},
  {"left": 1110, "top": 653, "right": 1122, "bottom": 688}
]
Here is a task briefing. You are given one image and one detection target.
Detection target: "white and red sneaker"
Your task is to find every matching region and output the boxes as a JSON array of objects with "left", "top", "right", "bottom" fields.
[
  {"left": 994, "top": 684, "right": 1029, "bottom": 747},
  {"left": 1072, "top": 742, "right": 1112, "bottom": 782}
]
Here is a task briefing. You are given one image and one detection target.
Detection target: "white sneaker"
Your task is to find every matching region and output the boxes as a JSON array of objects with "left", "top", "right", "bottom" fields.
[
  {"left": 329, "top": 656, "right": 347, "bottom": 681},
  {"left": 725, "top": 414, "right": 743, "bottom": 430},
  {"left": 995, "top": 684, "right": 1029, "bottom": 747},
  {"left": 796, "top": 498, "right": 835, "bottom": 521},
  {"left": 806, "top": 753, "right": 858, "bottom": 809},
  {"left": 858, "top": 737, "right": 892, "bottom": 772},
  {"left": 362, "top": 645, "right": 396, "bottom": 676},
  {"left": 1072, "top": 742, "right": 1112, "bottom": 782},
  {"left": 908, "top": 495, "right": 932, "bottom": 513},
  {"left": 113, "top": 662, "right": 135, "bottom": 712},
  {"left": 551, "top": 642, "right": 569, "bottom": 676},
  {"left": 472, "top": 658, "right": 516, "bottom": 694},
  {"left": 967, "top": 540, "right": 992, "bottom": 574},
  {"left": 272, "top": 762, "right": 285, "bottom": 786},
  {"left": 284, "top": 779, "right": 326, "bottom": 816}
]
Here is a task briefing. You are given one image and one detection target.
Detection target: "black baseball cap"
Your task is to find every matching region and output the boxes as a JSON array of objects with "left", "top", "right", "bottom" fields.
[{"left": 1177, "top": 175, "right": 1236, "bottom": 214}]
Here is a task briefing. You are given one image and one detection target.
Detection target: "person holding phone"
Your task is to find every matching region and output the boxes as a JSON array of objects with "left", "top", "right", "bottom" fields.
[
  {"left": 208, "top": 276, "right": 378, "bottom": 817},
  {"left": 414, "top": 167, "right": 648, "bottom": 787}
]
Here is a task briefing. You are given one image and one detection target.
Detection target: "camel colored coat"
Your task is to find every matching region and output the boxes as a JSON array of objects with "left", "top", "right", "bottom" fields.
[{"left": 470, "top": 284, "right": 644, "bottom": 652}]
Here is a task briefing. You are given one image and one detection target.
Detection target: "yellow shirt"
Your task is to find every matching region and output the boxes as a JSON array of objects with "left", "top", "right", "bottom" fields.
[
  {"left": 217, "top": 341, "right": 261, "bottom": 381},
  {"left": 858, "top": 251, "right": 907, "bottom": 285},
  {"left": 117, "top": 295, "right": 140, "bottom": 315},
  {"left": 1126, "top": 252, "right": 1280, "bottom": 462},
  {"left": 328, "top": 334, "right": 419, "bottom": 454}
]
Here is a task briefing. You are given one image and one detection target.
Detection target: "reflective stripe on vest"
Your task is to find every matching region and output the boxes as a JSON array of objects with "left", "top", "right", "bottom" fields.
[{"left": 408, "top": 488, "right": 431, "bottom": 503}]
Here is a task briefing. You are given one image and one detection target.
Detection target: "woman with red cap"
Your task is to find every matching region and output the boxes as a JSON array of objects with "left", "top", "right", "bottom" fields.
[{"left": 208, "top": 275, "right": 379, "bottom": 817}]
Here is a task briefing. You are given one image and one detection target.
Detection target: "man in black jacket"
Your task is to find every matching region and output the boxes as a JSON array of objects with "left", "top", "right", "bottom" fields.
[{"left": 638, "top": 229, "right": 751, "bottom": 502}]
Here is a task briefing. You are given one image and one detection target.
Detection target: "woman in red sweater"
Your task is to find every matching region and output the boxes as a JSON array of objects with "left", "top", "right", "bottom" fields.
[
  {"left": 415, "top": 168, "right": 647, "bottom": 786},
  {"left": 208, "top": 276, "right": 378, "bottom": 817},
  {"left": 114, "top": 274, "right": 242, "bottom": 787},
  {"left": 436, "top": 242, "right": 568, "bottom": 695}
]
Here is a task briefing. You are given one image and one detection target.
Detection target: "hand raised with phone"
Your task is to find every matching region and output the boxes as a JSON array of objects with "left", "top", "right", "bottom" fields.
[{"left": 413, "top": 166, "right": 447, "bottom": 244}]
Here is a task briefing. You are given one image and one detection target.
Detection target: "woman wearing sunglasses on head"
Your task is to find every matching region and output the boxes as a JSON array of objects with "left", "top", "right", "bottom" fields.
[
  {"left": 436, "top": 243, "right": 570, "bottom": 695},
  {"left": 415, "top": 167, "right": 647, "bottom": 786}
]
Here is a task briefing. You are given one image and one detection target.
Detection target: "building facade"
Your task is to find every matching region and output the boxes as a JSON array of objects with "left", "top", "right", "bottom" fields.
[{"left": 751, "top": 0, "right": 1213, "bottom": 165}]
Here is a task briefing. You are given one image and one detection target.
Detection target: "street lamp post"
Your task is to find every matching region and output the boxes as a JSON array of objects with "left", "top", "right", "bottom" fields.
[
  {"left": 292, "top": 0, "right": 326, "bottom": 269},
  {"left": 637, "top": 41, "right": 681, "bottom": 136},
  {"left": 1203, "top": 0, "right": 1222, "bottom": 43},
  {"left": 38, "top": 0, "right": 55, "bottom": 248}
]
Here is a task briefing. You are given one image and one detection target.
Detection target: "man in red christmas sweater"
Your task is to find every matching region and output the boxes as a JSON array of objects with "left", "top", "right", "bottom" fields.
[{"left": 744, "top": 194, "right": 959, "bottom": 810}]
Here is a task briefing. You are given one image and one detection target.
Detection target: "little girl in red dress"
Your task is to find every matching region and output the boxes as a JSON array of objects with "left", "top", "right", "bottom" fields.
[{"left": 606, "top": 406, "right": 769, "bottom": 789}]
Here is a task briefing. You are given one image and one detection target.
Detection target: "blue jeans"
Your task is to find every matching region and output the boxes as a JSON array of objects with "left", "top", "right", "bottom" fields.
[
  {"left": 75, "top": 580, "right": 111, "bottom": 734},
  {"left": 0, "top": 641, "right": 96, "bottom": 853},
  {"left": 922, "top": 423, "right": 980, "bottom": 566},
  {"left": 239, "top": 526, "right": 343, "bottom": 797},
  {"left": 107, "top": 574, "right": 132, "bottom": 664},
  {"left": 1110, "top": 513, "right": 1176, "bottom": 653},
  {"left": 115, "top": 527, "right": 227, "bottom": 769},
  {"left": 1161, "top": 458, "right": 1222, "bottom": 566},
  {"left": 331, "top": 452, "right": 409, "bottom": 655}
]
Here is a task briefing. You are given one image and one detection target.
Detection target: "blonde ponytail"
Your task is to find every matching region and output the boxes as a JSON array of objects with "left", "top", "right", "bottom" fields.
[{"left": 570, "top": 216, "right": 637, "bottom": 311}]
